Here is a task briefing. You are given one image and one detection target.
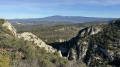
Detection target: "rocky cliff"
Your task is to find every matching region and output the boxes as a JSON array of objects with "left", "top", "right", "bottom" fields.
[
  {"left": 17, "top": 32, "right": 56, "bottom": 53},
  {"left": 2, "top": 20, "right": 17, "bottom": 35},
  {"left": 71, "top": 20, "right": 120, "bottom": 67},
  {"left": 50, "top": 19, "right": 120, "bottom": 67},
  {"left": 66, "top": 25, "right": 103, "bottom": 60},
  {"left": 1, "top": 19, "right": 62, "bottom": 56},
  {"left": 77, "top": 25, "right": 102, "bottom": 37}
]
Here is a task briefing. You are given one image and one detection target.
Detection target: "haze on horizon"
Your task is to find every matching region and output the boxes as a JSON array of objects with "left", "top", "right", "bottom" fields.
[{"left": 0, "top": 0, "right": 120, "bottom": 19}]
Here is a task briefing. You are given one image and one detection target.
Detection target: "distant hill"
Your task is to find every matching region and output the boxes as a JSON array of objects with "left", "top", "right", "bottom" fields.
[
  {"left": 9, "top": 15, "right": 119, "bottom": 24},
  {"left": 41, "top": 15, "right": 118, "bottom": 22}
]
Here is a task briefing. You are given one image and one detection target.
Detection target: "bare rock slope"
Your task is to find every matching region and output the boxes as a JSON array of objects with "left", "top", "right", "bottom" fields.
[{"left": 2, "top": 19, "right": 62, "bottom": 56}]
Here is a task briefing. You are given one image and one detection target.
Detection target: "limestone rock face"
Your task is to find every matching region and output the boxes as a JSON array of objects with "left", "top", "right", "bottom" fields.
[
  {"left": 77, "top": 26, "right": 102, "bottom": 38},
  {"left": 2, "top": 20, "right": 17, "bottom": 35},
  {"left": 67, "top": 48, "right": 77, "bottom": 60},
  {"left": 17, "top": 32, "right": 56, "bottom": 53},
  {"left": 77, "top": 42, "right": 88, "bottom": 60},
  {"left": 66, "top": 26, "right": 102, "bottom": 61}
]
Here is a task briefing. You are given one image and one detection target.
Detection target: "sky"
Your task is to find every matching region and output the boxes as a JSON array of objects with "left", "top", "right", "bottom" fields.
[{"left": 0, "top": 0, "right": 120, "bottom": 19}]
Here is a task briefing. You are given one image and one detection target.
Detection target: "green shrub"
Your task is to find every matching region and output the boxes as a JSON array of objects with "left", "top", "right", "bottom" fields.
[{"left": 0, "top": 54, "right": 11, "bottom": 67}]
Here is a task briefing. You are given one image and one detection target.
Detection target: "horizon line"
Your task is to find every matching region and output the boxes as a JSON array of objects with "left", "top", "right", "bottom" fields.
[{"left": 1, "top": 15, "right": 120, "bottom": 19}]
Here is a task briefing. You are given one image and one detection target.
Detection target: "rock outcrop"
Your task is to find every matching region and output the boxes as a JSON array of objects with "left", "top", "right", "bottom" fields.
[
  {"left": 77, "top": 26, "right": 102, "bottom": 38},
  {"left": 2, "top": 20, "right": 17, "bottom": 35},
  {"left": 1, "top": 19, "right": 62, "bottom": 57},
  {"left": 67, "top": 48, "right": 77, "bottom": 60},
  {"left": 66, "top": 26, "right": 102, "bottom": 61},
  {"left": 17, "top": 32, "right": 56, "bottom": 53}
]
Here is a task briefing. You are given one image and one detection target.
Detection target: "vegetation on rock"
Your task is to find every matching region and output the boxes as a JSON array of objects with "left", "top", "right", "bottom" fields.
[{"left": 0, "top": 19, "right": 68, "bottom": 67}]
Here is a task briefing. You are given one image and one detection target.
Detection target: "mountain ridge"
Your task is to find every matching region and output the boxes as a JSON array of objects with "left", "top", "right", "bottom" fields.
[{"left": 9, "top": 15, "right": 119, "bottom": 23}]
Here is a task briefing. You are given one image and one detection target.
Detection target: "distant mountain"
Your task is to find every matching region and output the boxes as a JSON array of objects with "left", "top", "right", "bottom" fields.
[
  {"left": 9, "top": 15, "right": 119, "bottom": 24},
  {"left": 42, "top": 15, "right": 119, "bottom": 22}
]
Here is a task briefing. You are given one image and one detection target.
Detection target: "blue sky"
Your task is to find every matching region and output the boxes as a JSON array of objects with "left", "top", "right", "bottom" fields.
[{"left": 0, "top": 0, "right": 120, "bottom": 19}]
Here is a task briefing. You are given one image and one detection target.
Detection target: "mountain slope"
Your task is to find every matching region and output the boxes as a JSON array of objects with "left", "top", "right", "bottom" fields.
[
  {"left": 50, "top": 19, "right": 120, "bottom": 67},
  {"left": 0, "top": 19, "right": 68, "bottom": 67}
]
